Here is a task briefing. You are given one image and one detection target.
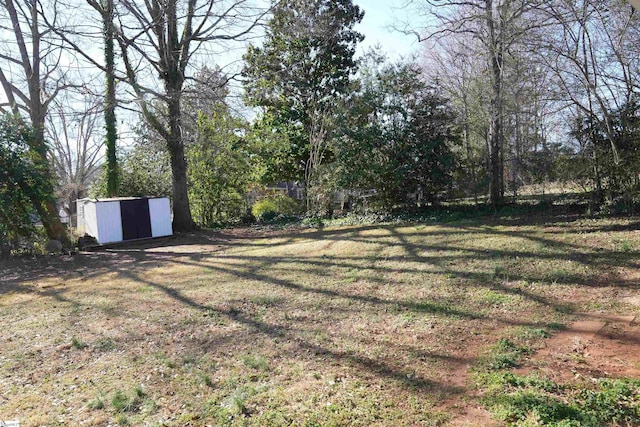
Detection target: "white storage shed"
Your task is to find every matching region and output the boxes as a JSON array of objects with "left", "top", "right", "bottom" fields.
[{"left": 76, "top": 197, "right": 172, "bottom": 245}]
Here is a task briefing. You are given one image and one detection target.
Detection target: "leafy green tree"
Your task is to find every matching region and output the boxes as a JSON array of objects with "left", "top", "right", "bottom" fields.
[
  {"left": 402, "top": 91, "right": 459, "bottom": 205},
  {"left": 246, "top": 111, "right": 307, "bottom": 185},
  {"left": 243, "top": 0, "right": 364, "bottom": 210},
  {"left": 187, "top": 111, "right": 253, "bottom": 227},
  {"left": 337, "top": 57, "right": 460, "bottom": 210},
  {"left": 0, "top": 115, "right": 54, "bottom": 252}
]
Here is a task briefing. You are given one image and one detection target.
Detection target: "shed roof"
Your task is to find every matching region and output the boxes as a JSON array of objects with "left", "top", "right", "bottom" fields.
[{"left": 76, "top": 196, "right": 169, "bottom": 203}]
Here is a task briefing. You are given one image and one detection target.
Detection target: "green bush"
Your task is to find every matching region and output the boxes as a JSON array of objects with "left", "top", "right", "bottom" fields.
[{"left": 251, "top": 195, "right": 302, "bottom": 222}]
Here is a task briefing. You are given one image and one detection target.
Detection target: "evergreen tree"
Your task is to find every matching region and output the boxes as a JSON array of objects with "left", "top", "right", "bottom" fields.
[{"left": 243, "top": 0, "right": 364, "bottom": 211}]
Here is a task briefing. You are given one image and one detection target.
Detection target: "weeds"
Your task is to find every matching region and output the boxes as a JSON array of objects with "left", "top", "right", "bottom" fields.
[
  {"left": 199, "top": 373, "right": 214, "bottom": 387},
  {"left": 223, "top": 386, "right": 250, "bottom": 415},
  {"left": 71, "top": 337, "right": 87, "bottom": 350},
  {"left": 115, "top": 413, "right": 129, "bottom": 425},
  {"left": 182, "top": 354, "right": 197, "bottom": 365},
  {"left": 203, "top": 307, "right": 227, "bottom": 325},
  {"left": 518, "top": 328, "right": 550, "bottom": 340},
  {"left": 248, "top": 295, "right": 283, "bottom": 306},
  {"left": 110, "top": 386, "right": 151, "bottom": 414},
  {"left": 242, "top": 355, "right": 269, "bottom": 371},
  {"left": 547, "top": 322, "right": 566, "bottom": 331},
  {"left": 93, "top": 337, "right": 116, "bottom": 352},
  {"left": 87, "top": 393, "right": 105, "bottom": 410},
  {"left": 480, "top": 373, "right": 640, "bottom": 426},
  {"left": 483, "top": 338, "right": 532, "bottom": 371},
  {"left": 481, "top": 290, "right": 512, "bottom": 306},
  {"left": 111, "top": 389, "right": 138, "bottom": 413},
  {"left": 619, "top": 240, "right": 633, "bottom": 252},
  {"left": 476, "top": 334, "right": 640, "bottom": 426},
  {"left": 154, "top": 352, "right": 176, "bottom": 368}
]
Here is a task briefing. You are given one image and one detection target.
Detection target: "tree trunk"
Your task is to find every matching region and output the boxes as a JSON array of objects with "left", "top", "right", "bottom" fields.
[
  {"left": 30, "top": 108, "right": 71, "bottom": 246},
  {"left": 39, "top": 200, "right": 70, "bottom": 245},
  {"left": 167, "top": 97, "right": 196, "bottom": 232},
  {"left": 487, "top": 0, "right": 504, "bottom": 209},
  {"left": 593, "top": 149, "right": 604, "bottom": 205},
  {"left": 104, "top": 0, "right": 118, "bottom": 197},
  {"left": 31, "top": 163, "right": 72, "bottom": 247},
  {"left": 462, "top": 92, "right": 479, "bottom": 207}
]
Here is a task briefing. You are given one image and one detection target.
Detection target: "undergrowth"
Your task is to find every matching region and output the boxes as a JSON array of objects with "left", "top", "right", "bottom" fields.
[{"left": 475, "top": 328, "right": 640, "bottom": 426}]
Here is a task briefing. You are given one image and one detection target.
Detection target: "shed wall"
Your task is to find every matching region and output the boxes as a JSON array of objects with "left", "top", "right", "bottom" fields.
[
  {"left": 77, "top": 197, "right": 172, "bottom": 245},
  {"left": 83, "top": 201, "right": 99, "bottom": 240},
  {"left": 149, "top": 198, "right": 173, "bottom": 238},
  {"left": 96, "top": 201, "right": 123, "bottom": 244}
]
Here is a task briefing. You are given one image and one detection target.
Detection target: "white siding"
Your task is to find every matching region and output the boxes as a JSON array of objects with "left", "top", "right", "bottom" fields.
[
  {"left": 83, "top": 201, "right": 98, "bottom": 239},
  {"left": 76, "top": 200, "right": 87, "bottom": 232},
  {"left": 95, "top": 201, "right": 123, "bottom": 244},
  {"left": 149, "top": 198, "right": 172, "bottom": 237}
]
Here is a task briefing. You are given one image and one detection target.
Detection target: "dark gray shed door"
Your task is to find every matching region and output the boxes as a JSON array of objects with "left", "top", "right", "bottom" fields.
[{"left": 120, "top": 199, "right": 152, "bottom": 241}]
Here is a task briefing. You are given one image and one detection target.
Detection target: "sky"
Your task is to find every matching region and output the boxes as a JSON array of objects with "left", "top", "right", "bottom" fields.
[
  {"left": 0, "top": 0, "right": 426, "bottom": 135},
  {"left": 354, "top": 0, "right": 423, "bottom": 61}
]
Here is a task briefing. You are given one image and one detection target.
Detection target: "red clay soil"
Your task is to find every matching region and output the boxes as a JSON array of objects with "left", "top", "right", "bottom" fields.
[
  {"left": 447, "top": 311, "right": 640, "bottom": 427},
  {"left": 515, "top": 312, "right": 640, "bottom": 383}
]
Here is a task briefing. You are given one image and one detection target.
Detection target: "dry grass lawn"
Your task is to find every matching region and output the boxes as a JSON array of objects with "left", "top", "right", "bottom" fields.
[{"left": 1, "top": 214, "right": 639, "bottom": 426}]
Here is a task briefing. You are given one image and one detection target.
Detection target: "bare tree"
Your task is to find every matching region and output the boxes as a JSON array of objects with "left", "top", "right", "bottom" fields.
[
  {"left": 47, "top": 94, "right": 104, "bottom": 224},
  {"left": 538, "top": 0, "right": 639, "bottom": 160},
  {"left": 42, "top": 0, "right": 266, "bottom": 231},
  {"left": 0, "top": 0, "right": 74, "bottom": 245},
  {"left": 423, "top": 33, "right": 488, "bottom": 204},
  {"left": 415, "top": 0, "right": 546, "bottom": 207},
  {"left": 111, "top": 0, "right": 267, "bottom": 231}
]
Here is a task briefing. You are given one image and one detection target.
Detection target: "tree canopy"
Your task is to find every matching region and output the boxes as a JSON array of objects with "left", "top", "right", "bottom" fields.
[
  {"left": 243, "top": 0, "right": 364, "bottom": 209},
  {"left": 0, "top": 115, "right": 53, "bottom": 250}
]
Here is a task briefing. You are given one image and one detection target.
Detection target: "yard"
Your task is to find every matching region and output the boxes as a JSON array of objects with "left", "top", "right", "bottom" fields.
[{"left": 1, "top": 214, "right": 639, "bottom": 426}]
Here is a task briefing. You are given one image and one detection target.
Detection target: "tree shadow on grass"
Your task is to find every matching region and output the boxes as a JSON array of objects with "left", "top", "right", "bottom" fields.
[
  {"left": 4, "top": 215, "right": 640, "bottom": 421},
  {"left": 3, "top": 215, "right": 638, "bottom": 306},
  {"left": 110, "top": 268, "right": 469, "bottom": 397}
]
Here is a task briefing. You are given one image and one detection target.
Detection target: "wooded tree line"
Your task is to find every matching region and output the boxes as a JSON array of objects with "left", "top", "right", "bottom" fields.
[
  {"left": 421, "top": 0, "right": 640, "bottom": 209},
  {"left": 1, "top": 0, "right": 639, "bottom": 248}
]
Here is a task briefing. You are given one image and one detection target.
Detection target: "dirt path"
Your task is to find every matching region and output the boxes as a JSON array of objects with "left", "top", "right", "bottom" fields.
[
  {"left": 517, "top": 312, "right": 640, "bottom": 383},
  {"left": 446, "top": 310, "right": 640, "bottom": 427}
]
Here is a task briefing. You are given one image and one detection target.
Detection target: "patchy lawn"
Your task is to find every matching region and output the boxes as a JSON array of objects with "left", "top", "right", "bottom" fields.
[{"left": 1, "top": 215, "right": 639, "bottom": 426}]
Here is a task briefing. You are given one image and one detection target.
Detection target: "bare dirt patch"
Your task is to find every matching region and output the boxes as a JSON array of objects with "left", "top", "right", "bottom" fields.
[{"left": 516, "top": 312, "right": 640, "bottom": 383}]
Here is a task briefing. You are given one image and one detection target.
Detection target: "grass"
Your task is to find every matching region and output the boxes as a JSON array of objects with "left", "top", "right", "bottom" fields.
[
  {"left": 477, "top": 368, "right": 640, "bottom": 426},
  {"left": 71, "top": 336, "right": 88, "bottom": 349},
  {"left": 474, "top": 327, "right": 640, "bottom": 426},
  {"left": 242, "top": 355, "right": 269, "bottom": 371},
  {"left": 1, "top": 214, "right": 639, "bottom": 425},
  {"left": 110, "top": 386, "right": 149, "bottom": 413}
]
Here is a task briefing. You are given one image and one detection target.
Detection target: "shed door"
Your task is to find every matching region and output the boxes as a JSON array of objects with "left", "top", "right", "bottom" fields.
[{"left": 120, "top": 199, "right": 152, "bottom": 241}]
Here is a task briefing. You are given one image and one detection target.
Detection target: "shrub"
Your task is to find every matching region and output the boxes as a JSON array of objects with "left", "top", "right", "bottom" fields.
[{"left": 251, "top": 195, "right": 302, "bottom": 222}]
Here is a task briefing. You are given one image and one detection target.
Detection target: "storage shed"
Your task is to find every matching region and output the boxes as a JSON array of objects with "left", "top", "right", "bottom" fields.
[{"left": 76, "top": 197, "right": 172, "bottom": 245}]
